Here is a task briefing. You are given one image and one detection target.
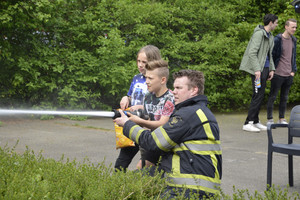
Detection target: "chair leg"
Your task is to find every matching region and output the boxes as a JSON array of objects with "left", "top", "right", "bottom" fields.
[
  {"left": 288, "top": 155, "right": 294, "bottom": 187},
  {"left": 267, "top": 150, "right": 273, "bottom": 190}
]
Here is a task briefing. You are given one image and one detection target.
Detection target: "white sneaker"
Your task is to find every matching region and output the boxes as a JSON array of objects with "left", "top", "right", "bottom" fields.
[
  {"left": 266, "top": 119, "right": 274, "bottom": 126},
  {"left": 277, "top": 119, "right": 288, "bottom": 124},
  {"left": 243, "top": 121, "right": 260, "bottom": 132},
  {"left": 254, "top": 122, "right": 267, "bottom": 131}
]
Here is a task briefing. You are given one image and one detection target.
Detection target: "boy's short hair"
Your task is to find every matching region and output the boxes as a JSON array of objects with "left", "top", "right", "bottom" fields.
[
  {"left": 286, "top": 18, "right": 297, "bottom": 26},
  {"left": 146, "top": 59, "right": 169, "bottom": 80},
  {"left": 173, "top": 69, "right": 205, "bottom": 95},
  {"left": 137, "top": 45, "right": 161, "bottom": 61},
  {"left": 263, "top": 14, "right": 278, "bottom": 26}
]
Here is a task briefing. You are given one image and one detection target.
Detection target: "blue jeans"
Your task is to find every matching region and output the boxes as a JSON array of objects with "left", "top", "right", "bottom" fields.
[{"left": 267, "top": 74, "right": 294, "bottom": 120}]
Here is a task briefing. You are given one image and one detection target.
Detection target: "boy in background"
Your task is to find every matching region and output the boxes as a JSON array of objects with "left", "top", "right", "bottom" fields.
[
  {"left": 128, "top": 59, "right": 175, "bottom": 168},
  {"left": 115, "top": 45, "right": 164, "bottom": 171}
]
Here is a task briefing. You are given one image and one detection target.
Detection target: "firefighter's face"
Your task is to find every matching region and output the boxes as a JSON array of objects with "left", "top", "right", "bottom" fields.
[
  {"left": 145, "top": 68, "right": 165, "bottom": 94},
  {"left": 137, "top": 52, "right": 147, "bottom": 75},
  {"left": 173, "top": 76, "right": 197, "bottom": 105}
]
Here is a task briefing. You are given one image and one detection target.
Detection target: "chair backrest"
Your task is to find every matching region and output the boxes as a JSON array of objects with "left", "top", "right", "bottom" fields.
[{"left": 289, "top": 105, "right": 300, "bottom": 138}]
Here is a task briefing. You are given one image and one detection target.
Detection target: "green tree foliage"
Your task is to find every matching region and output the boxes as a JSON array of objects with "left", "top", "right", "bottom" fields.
[{"left": 0, "top": 0, "right": 299, "bottom": 111}]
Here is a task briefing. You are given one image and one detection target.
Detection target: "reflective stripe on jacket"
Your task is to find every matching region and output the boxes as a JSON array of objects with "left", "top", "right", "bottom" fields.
[{"left": 123, "top": 95, "right": 222, "bottom": 194}]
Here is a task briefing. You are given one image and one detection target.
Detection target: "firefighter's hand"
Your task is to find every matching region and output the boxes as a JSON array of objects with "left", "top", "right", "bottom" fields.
[
  {"left": 114, "top": 110, "right": 129, "bottom": 127},
  {"left": 120, "top": 96, "right": 130, "bottom": 110}
]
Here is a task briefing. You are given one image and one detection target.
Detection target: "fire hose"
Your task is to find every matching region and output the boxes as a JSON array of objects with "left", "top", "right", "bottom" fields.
[
  {"left": 0, "top": 108, "right": 149, "bottom": 120},
  {"left": 0, "top": 108, "right": 149, "bottom": 149}
]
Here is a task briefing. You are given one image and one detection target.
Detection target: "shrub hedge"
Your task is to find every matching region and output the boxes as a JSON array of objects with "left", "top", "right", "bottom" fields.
[{"left": 0, "top": 145, "right": 299, "bottom": 200}]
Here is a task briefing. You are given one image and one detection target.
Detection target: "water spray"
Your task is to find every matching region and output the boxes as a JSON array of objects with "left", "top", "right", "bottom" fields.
[{"left": 0, "top": 109, "right": 149, "bottom": 120}]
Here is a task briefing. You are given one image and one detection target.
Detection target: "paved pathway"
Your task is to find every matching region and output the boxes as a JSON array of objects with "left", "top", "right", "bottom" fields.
[{"left": 1, "top": 110, "right": 299, "bottom": 196}]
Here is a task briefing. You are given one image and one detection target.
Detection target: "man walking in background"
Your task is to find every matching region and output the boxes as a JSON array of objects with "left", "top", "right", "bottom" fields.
[
  {"left": 267, "top": 19, "right": 297, "bottom": 125},
  {"left": 240, "top": 14, "right": 278, "bottom": 132}
]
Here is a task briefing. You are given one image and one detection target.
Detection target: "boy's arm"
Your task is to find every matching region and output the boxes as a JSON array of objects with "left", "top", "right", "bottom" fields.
[
  {"left": 129, "top": 98, "right": 174, "bottom": 130},
  {"left": 120, "top": 76, "right": 135, "bottom": 109},
  {"left": 248, "top": 31, "right": 263, "bottom": 73},
  {"left": 128, "top": 114, "right": 170, "bottom": 130},
  {"left": 129, "top": 105, "right": 144, "bottom": 111}
]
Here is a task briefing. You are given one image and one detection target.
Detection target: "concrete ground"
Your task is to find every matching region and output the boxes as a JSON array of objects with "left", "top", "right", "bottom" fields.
[{"left": 0, "top": 109, "right": 300, "bottom": 196}]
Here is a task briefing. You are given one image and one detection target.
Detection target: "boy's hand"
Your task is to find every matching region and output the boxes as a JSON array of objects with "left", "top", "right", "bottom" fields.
[
  {"left": 255, "top": 70, "right": 261, "bottom": 80},
  {"left": 129, "top": 105, "right": 144, "bottom": 112},
  {"left": 128, "top": 112, "right": 143, "bottom": 124},
  {"left": 268, "top": 71, "right": 274, "bottom": 80},
  {"left": 120, "top": 96, "right": 130, "bottom": 110},
  {"left": 114, "top": 110, "right": 129, "bottom": 127}
]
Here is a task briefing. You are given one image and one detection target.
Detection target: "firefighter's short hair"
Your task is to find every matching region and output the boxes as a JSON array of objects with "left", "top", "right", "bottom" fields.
[{"left": 173, "top": 69, "right": 205, "bottom": 95}]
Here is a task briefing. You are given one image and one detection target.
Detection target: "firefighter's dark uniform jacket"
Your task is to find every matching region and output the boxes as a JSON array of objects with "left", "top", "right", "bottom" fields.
[{"left": 123, "top": 95, "right": 222, "bottom": 194}]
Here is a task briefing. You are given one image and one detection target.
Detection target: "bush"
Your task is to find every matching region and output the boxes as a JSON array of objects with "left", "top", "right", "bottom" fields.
[
  {"left": 0, "top": 145, "right": 166, "bottom": 199},
  {"left": 0, "top": 145, "right": 299, "bottom": 200}
]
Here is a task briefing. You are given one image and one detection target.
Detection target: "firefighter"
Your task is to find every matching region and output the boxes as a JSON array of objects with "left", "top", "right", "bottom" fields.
[{"left": 114, "top": 69, "right": 222, "bottom": 199}]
